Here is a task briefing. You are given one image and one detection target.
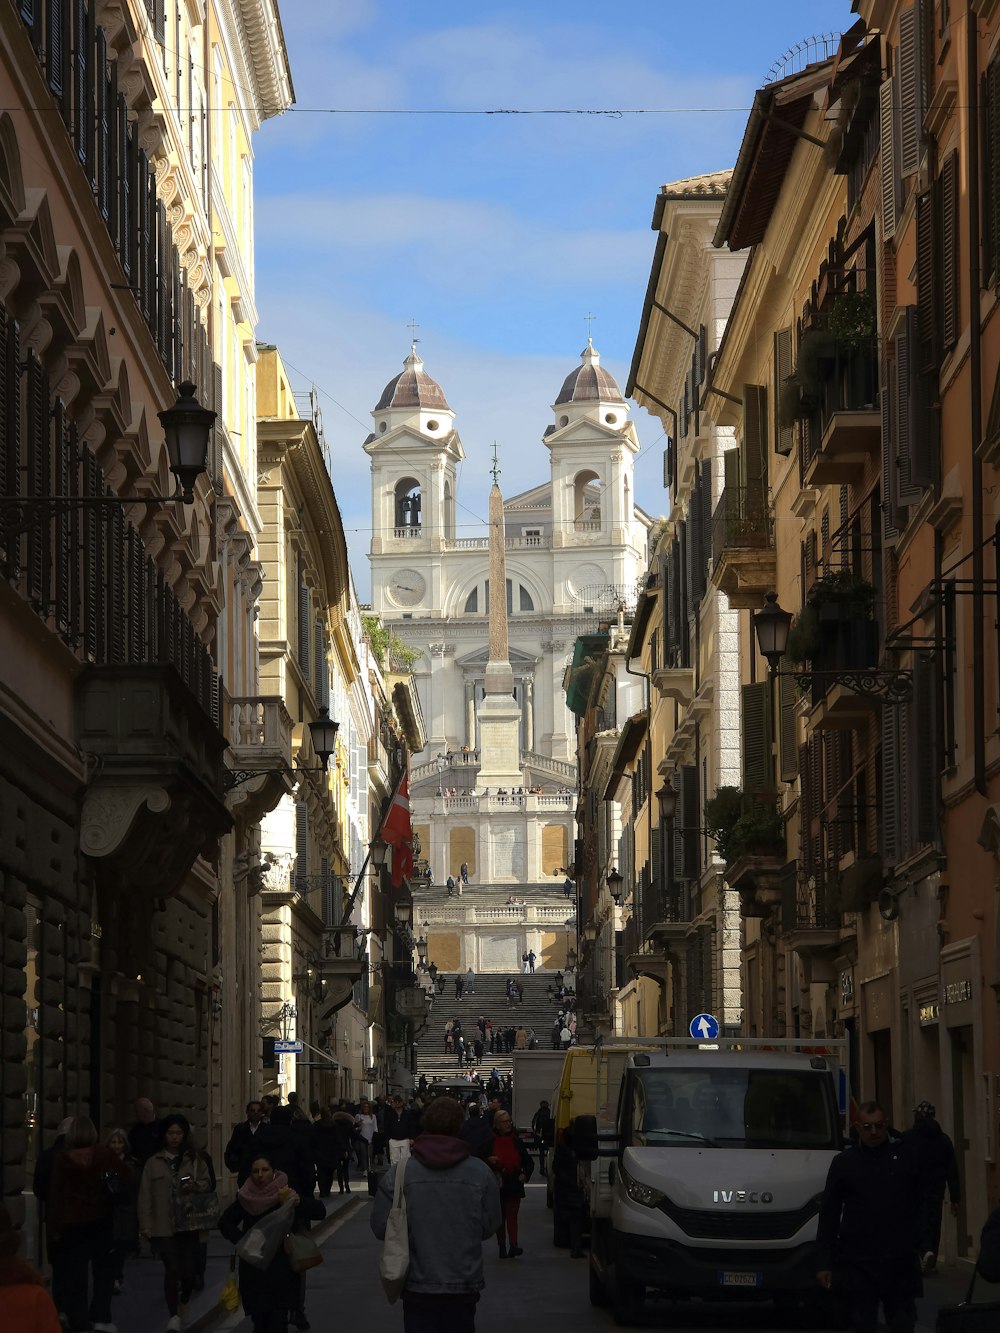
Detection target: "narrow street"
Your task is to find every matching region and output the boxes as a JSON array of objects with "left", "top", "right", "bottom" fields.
[{"left": 191, "top": 1181, "right": 975, "bottom": 1333}]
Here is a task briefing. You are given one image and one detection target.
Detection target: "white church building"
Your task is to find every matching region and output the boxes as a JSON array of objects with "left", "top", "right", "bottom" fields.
[{"left": 364, "top": 342, "right": 653, "bottom": 974}]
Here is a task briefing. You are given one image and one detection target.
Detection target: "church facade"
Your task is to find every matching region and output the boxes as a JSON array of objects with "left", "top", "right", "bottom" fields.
[{"left": 364, "top": 343, "right": 652, "bottom": 974}]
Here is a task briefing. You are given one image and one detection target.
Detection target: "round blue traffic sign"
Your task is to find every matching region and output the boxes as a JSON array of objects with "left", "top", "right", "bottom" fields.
[{"left": 689, "top": 1012, "right": 720, "bottom": 1040}]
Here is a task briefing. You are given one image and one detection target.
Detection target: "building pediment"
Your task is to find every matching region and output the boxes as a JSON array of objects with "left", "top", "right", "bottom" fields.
[
  {"left": 457, "top": 644, "right": 539, "bottom": 669},
  {"left": 543, "top": 417, "right": 631, "bottom": 448}
]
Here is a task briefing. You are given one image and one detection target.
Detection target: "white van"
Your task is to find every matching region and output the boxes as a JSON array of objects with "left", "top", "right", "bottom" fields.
[{"left": 575, "top": 1038, "right": 848, "bottom": 1325}]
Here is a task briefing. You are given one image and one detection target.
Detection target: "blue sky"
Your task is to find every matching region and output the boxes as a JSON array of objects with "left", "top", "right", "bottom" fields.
[{"left": 254, "top": 0, "right": 856, "bottom": 598}]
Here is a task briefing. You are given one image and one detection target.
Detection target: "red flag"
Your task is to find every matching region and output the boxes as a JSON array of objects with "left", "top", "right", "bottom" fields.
[{"left": 380, "top": 775, "right": 414, "bottom": 888}]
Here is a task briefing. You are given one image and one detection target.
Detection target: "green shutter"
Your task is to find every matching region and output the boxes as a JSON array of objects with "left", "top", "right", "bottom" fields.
[
  {"left": 774, "top": 329, "right": 794, "bottom": 456},
  {"left": 880, "top": 77, "right": 897, "bottom": 240},
  {"left": 741, "top": 680, "right": 773, "bottom": 796},
  {"left": 777, "top": 663, "right": 799, "bottom": 783},
  {"left": 898, "top": 4, "right": 921, "bottom": 177},
  {"left": 742, "top": 384, "right": 768, "bottom": 491}
]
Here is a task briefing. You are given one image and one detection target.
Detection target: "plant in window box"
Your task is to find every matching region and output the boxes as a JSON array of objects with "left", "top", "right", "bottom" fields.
[
  {"left": 806, "top": 569, "right": 877, "bottom": 621},
  {"left": 784, "top": 604, "right": 821, "bottom": 664},
  {"left": 825, "top": 290, "right": 875, "bottom": 353},
  {"left": 703, "top": 787, "right": 784, "bottom": 866}
]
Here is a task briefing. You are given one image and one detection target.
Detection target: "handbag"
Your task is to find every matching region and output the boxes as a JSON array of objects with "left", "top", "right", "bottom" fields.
[
  {"left": 378, "top": 1158, "right": 409, "bottom": 1303},
  {"left": 219, "top": 1254, "right": 240, "bottom": 1312},
  {"left": 936, "top": 1267, "right": 1000, "bottom": 1333},
  {"left": 235, "top": 1200, "right": 296, "bottom": 1271},
  {"left": 284, "top": 1231, "right": 324, "bottom": 1273},
  {"left": 173, "top": 1187, "right": 220, "bottom": 1232}
]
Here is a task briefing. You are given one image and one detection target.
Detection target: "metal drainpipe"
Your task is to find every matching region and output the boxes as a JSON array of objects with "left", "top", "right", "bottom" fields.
[{"left": 967, "top": 3, "right": 986, "bottom": 793}]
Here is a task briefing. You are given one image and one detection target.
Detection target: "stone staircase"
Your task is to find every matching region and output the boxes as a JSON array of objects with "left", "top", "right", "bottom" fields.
[{"left": 416, "top": 972, "right": 568, "bottom": 1082}]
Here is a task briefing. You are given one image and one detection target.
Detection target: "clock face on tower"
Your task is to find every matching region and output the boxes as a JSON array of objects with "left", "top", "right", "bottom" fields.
[{"left": 387, "top": 569, "right": 426, "bottom": 607}]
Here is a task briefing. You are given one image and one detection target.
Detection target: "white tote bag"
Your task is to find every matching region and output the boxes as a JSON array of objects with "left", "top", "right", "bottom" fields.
[{"left": 379, "top": 1157, "right": 409, "bottom": 1303}]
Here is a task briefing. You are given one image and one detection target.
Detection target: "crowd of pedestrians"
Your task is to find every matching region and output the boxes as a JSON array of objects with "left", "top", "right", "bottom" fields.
[{"left": 443, "top": 1015, "right": 540, "bottom": 1065}]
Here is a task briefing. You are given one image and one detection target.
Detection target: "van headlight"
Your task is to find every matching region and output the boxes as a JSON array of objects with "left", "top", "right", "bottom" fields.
[{"left": 621, "top": 1164, "right": 664, "bottom": 1208}]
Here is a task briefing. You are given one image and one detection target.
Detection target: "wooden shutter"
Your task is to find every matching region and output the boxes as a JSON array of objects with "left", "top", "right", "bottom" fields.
[
  {"left": 700, "top": 458, "right": 712, "bottom": 574},
  {"left": 774, "top": 329, "right": 793, "bottom": 455},
  {"left": 880, "top": 77, "right": 897, "bottom": 240},
  {"left": 881, "top": 367, "right": 898, "bottom": 540},
  {"left": 663, "top": 442, "right": 672, "bottom": 490},
  {"left": 910, "top": 653, "right": 939, "bottom": 847},
  {"left": 894, "top": 316, "right": 924, "bottom": 505},
  {"left": 741, "top": 680, "right": 773, "bottom": 796},
  {"left": 20, "top": 1, "right": 42, "bottom": 53},
  {"left": 898, "top": 4, "right": 921, "bottom": 177},
  {"left": 95, "top": 27, "right": 110, "bottom": 221},
  {"left": 298, "top": 579, "right": 311, "bottom": 674},
  {"left": 984, "top": 55, "right": 1000, "bottom": 287},
  {"left": 679, "top": 764, "right": 699, "bottom": 880},
  {"left": 777, "top": 664, "right": 798, "bottom": 783},
  {"left": 72, "top": 0, "right": 93, "bottom": 172},
  {"left": 941, "top": 150, "right": 959, "bottom": 350},
  {"left": 667, "top": 539, "right": 681, "bottom": 662},
  {"left": 25, "top": 353, "right": 50, "bottom": 609},
  {"left": 295, "top": 801, "right": 308, "bottom": 892},
  {"left": 742, "top": 384, "right": 768, "bottom": 492},
  {"left": 152, "top": 0, "right": 165, "bottom": 43},
  {"left": 880, "top": 703, "right": 902, "bottom": 867},
  {"left": 314, "top": 621, "right": 329, "bottom": 705},
  {"left": 696, "top": 324, "right": 707, "bottom": 385},
  {"left": 915, "top": 188, "right": 936, "bottom": 372},
  {"left": 45, "top": 0, "right": 67, "bottom": 99},
  {"left": 117, "top": 95, "right": 131, "bottom": 278}
]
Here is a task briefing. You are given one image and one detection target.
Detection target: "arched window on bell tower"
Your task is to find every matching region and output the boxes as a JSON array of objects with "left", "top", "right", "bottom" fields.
[{"left": 394, "top": 477, "right": 422, "bottom": 532}]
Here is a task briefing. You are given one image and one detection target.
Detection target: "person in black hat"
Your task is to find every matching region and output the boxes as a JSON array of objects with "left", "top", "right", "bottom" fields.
[{"left": 902, "top": 1100, "right": 961, "bottom": 1274}]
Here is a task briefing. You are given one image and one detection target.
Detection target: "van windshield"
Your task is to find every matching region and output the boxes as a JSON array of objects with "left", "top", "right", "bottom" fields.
[{"left": 629, "top": 1067, "right": 839, "bottom": 1150}]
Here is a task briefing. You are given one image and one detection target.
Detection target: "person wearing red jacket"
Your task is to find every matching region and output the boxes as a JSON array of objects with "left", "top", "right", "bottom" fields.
[
  {"left": 487, "top": 1111, "right": 534, "bottom": 1258},
  {"left": 0, "top": 1202, "right": 61, "bottom": 1333},
  {"left": 47, "top": 1116, "right": 129, "bottom": 1333}
]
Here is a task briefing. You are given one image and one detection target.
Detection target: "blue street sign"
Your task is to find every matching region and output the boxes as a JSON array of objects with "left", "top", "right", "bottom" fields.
[
  {"left": 274, "top": 1039, "right": 303, "bottom": 1054},
  {"left": 689, "top": 1013, "right": 720, "bottom": 1041}
]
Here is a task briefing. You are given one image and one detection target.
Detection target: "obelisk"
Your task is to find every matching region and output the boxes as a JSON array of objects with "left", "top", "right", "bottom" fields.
[{"left": 476, "top": 445, "right": 524, "bottom": 789}]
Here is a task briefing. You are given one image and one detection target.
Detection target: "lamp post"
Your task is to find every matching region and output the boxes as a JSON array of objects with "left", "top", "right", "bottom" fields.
[
  {"left": 306, "top": 708, "right": 340, "bottom": 771},
  {"left": 607, "top": 867, "right": 624, "bottom": 906},
  {"left": 752, "top": 591, "right": 911, "bottom": 700},
  {"left": 1, "top": 380, "right": 215, "bottom": 535}
]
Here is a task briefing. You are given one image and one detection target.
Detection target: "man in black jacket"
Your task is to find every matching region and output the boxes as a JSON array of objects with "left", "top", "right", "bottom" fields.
[
  {"left": 902, "top": 1100, "right": 961, "bottom": 1273},
  {"left": 817, "top": 1100, "right": 926, "bottom": 1333},
  {"left": 223, "top": 1100, "right": 265, "bottom": 1173}
]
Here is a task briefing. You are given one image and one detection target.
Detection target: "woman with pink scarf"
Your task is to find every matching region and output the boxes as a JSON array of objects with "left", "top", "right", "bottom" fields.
[{"left": 219, "top": 1154, "right": 323, "bottom": 1332}]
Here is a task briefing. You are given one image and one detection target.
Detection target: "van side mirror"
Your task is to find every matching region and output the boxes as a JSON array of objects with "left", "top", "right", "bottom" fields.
[{"left": 575, "top": 1114, "right": 599, "bottom": 1161}]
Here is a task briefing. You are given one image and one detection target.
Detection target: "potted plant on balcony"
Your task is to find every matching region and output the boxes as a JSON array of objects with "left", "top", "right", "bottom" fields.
[
  {"left": 825, "top": 289, "right": 875, "bottom": 353},
  {"left": 806, "top": 569, "right": 876, "bottom": 622},
  {"left": 703, "top": 787, "right": 785, "bottom": 867}
]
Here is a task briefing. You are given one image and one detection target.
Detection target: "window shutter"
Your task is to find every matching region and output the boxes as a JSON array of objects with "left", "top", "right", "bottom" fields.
[
  {"left": 742, "top": 384, "right": 768, "bottom": 492},
  {"left": 774, "top": 329, "right": 793, "bottom": 455},
  {"left": 881, "top": 367, "right": 898, "bottom": 540},
  {"left": 985, "top": 56, "right": 1000, "bottom": 287},
  {"left": 880, "top": 703, "right": 902, "bottom": 867},
  {"left": 152, "top": 0, "right": 166, "bottom": 42},
  {"left": 894, "top": 316, "right": 924, "bottom": 506},
  {"left": 117, "top": 95, "right": 131, "bottom": 278},
  {"left": 741, "top": 680, "right": 773, "bottom": 796},
  {"left": 941, "top": 150, "right": 959, "bottom": 350},
  {"left": 679, "top": 765, "right": 699, "bottom": 880},
  {"left": 667, "top": 539, "right": 681, "bottom": 661},
  {"left": 701, "top": 458, "right": 713, "bottom": 564},
  {"left": 320, "top": 857, "right": 333, "bottom": 926},
  {"left": 72, "top": 0, "right": 93, "bottom": 173},
  {"left": 777, "top": 663, "right": 798, "bottom": 783},
  {"left": 910, "top": 653, "right": 938, "bottom": 847},
  {"left": 46, "top": 0, "right": 67, "bottom": 98},
  {"left": 295, "top": 801, "right": 308, "bottom": 892},
  {"left": 915, "top": 188, "right": 936, "bottom": 372},
  {"left": 880, "top": 77, "right": 897, "bottom": 240},
  {"left": 156, "top": 202, "right": 171, "bottom": 363},
  {"left": 663, "top": 442, "right": 672, "bottom": 490},
  {"left": 898, "top": 4, "right": 921, "bottom": 177},
  {"left": 696, "top": 324, "right": 707, "bottom": 386},
  {"left": 95, "top": 27, "right": 110, "bottom": 221},
  {"left": 20, "top": 1, "right": 42, "bottom": 53},
  {"left": 314, "top": 621, "right": 329, "bottom": 705},
  {"left": 25, "top": 353, "right": 51, "bottom": 609},
  {"left": 298, "top": 580, "right": 311, "bottom": 674}
]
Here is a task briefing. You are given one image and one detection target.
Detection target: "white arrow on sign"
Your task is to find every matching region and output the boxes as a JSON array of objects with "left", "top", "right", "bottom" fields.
[{"left": 696, "top": 1016, "right": 713, "bottom": 1038}]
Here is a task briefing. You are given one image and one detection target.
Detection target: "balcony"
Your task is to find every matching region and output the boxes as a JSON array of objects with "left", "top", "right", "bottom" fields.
[
  {"left": 799, "top": 339, "right": 880, "bottom": 487},
  {"left": 77, "top": 665, "right": 232, "bottom": 900},
  {"left": 710, "top": 485, "right": 775, "bottom": 609},
  {"left": 652, "top": 661, "right": 694, "bottom": 704},
  {"left": 803, "top": 615, "right": 882, "bottom": 730},
  {"left": 226, "top": 695, "right": 296, "bottom": 819},
  {"left": 644, "top": 888, "right": 693, "bottom": 948},
  {"left": 724, "top": 853, "right": 787, "bottom": 918},
  {"left": 803, "top": 410, "right": 880, "bottom": 486},
  {"left": 781, "top": 874, "right": 841, "bottom": 957}
]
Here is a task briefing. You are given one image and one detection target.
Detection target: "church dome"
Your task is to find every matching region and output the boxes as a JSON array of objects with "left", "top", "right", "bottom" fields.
[
  {"left": 555, "top": 342, "right": 625, "bottom": 406},
  {"left": 375, "top": 347, "right": 451, "bottom": 412}
]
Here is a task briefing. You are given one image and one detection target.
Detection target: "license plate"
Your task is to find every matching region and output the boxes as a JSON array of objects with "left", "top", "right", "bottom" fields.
[{"left": 719, "top": 1271, "right": 761, "bottom": 1288}]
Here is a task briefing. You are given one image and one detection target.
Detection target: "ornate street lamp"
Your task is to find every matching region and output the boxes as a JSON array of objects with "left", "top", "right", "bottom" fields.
[
  {"left": 157, "top": 380, "right": 216, "bottom": 503},
  {"left": 752, "top": 590, "right": 911, "bottom": 701},
  {"left": 395, "top": 895, "right": 413, "bottom": 929},
  {"left": 656, "top": 785, "right": 678, "bottom": 823},
  {"left": 607, "top": 867, "right": 625, "bottom": 906},
  {"left": 306, "top": 707, "right": 340, "bottom": 771}
]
